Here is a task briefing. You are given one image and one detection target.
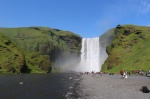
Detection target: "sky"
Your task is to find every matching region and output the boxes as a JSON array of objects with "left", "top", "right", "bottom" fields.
[{"left": 0, "top": 0, "right": 150, "bottom": 38}]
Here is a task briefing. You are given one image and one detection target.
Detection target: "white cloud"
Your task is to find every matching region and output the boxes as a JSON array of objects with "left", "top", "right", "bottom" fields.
[
  {"left": 95, "top": 2, "right": 129, "bottom": 33},
  {"left": 138, "top": 0, "right": 150, "bottom": 14},
  {"left": 95, "top": 0, "right": 150, "bottom": 34}
]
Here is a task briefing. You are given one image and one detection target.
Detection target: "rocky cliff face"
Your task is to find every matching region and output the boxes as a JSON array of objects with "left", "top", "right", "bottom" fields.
[
  {"left": 0, "top": 27, "right": 81, "bottom": 73},
  {"left": 101, "top": 25, "right": 150, "bottom": 73}
]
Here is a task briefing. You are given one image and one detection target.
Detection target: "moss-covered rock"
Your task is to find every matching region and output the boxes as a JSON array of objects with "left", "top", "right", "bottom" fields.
[
  {"left": 101, "top": 25, "right": 150, "bottom": 73},
  {"left": 0, "top": 34, "right": 26, "bottom": 73}
]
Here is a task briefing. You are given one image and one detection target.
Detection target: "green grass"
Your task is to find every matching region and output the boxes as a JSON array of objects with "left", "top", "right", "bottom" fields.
[
  {"left": 0, "top": 27, "right": 81, "bottom": 74},
  {"left": 101, "top": 25, "right": 150, "bottom": 73}
]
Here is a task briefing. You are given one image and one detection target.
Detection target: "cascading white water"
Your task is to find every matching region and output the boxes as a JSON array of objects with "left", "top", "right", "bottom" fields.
[{"left": 76, "top": 37, "right": 101, "bottom": 72}]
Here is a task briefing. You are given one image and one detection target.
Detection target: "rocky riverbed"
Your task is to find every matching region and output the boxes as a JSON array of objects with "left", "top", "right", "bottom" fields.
[{"left": 71, "top": 74, "right": 150, "bottom": 99}]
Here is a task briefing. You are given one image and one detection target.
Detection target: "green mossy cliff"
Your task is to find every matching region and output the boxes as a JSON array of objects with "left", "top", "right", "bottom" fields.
[
  {"left": 0, "top": 27, "right": 81, "bottom": 73},
  {"left": 0, "top": 34, "right": 26, "bottom": 73},
  {"left": 101, "top": 25, "right": 150, "bottom": 73}
]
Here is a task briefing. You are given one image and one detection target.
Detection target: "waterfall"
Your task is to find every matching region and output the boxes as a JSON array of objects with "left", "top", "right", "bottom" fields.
[{"left": 75, "top": 37, "right": 101, "bottom": 72}]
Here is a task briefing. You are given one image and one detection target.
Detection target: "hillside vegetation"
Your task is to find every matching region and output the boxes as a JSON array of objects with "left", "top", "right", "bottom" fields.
[
  {"left": 0, "top": 27, "right": 81, "bottom": 73},
  {"left": 1, "top": 25, "right": 150, "bottom": 74},
  {"left": 101, "top": 25, "right": 150, "bottom": 73}
]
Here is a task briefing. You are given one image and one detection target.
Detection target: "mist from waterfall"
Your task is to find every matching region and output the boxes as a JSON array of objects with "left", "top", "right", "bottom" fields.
[
  {"left": 52, "top": 37, "right": 103, "bottom": 73},
  {"left": 53, "top": 29, "right": 114, "bottom": 73}
]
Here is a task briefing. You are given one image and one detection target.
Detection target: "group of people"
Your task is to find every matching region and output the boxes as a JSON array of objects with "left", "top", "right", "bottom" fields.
[
  {"left": 120, "top": 70, "right": 128, "bottom": 79},
  {"left": 77, "top": 70, "right": 150, "bottom": 79},
  {"left": 76, "top": 71, "right": 102, "bottom": 77}
]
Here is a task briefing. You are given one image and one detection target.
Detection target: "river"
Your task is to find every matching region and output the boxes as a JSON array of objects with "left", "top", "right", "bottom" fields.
[{"left": 0, "top": 73, "right": 80, "bottom": 99}]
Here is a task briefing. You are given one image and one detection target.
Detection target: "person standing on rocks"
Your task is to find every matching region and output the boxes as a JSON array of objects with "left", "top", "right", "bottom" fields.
[
  {"left": 123, "top": 71, "right": 128, "bottom": 79},
  {"left": 100, "top": 71, "right": 102, "bottom": 76},
  {"left": 120, "top": 70, "right": 123, "bottom": 78},
  {"left": 92, "top": 71, "right": 95, "bottom": 77},
  {"left": 145, "top": 71, "right": 148, "bottom": 77},
  {"left": 124, "top": 71, "right": 128, "bottom": 79}
]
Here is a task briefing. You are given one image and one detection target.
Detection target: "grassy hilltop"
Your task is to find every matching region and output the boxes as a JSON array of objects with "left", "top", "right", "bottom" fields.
[
  {"left": 101, "top": 25, "right": 150, "bottom": 73},
  {"left": 0, "top": 27, "right": 81, "bottom": 74}
]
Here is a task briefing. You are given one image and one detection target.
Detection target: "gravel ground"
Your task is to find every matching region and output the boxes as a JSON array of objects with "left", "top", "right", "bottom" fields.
[{"left": 74, "top": 74, "right": 150, "bottom": 99}]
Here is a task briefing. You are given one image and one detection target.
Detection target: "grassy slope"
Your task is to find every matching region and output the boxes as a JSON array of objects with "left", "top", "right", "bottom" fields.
[
  {"left": 0, "top": 34, "right": 25, "bottom": 73},
  {"left": 101, "top": 25, "right": 150, "bottom": 73},
  {"left": 0, "top": 27, "right": 81, "bottom": 73}
]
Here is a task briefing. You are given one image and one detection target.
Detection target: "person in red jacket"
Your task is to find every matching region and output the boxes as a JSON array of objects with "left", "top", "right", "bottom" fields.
[{"left": 120, "top": 70, "right": 123, "bottom": 75}]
